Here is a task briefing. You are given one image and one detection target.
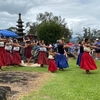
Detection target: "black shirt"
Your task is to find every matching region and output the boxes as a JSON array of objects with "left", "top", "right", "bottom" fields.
[
  {"left": 80, "top": 46, "right": 84, "bottom": 53},
  {"left": 58, "top": 44, "right": 64, "bottom": 54}
]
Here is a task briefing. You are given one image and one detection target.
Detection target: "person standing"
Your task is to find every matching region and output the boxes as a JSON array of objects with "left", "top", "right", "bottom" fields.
[
  {"left": 37, "top": 40, "right": 48, "bottom": 67},
  {"left": 80, "top": 38, "right": 98, "bottom": 74},
  {"left": 24, "top": 40, "right": 34, "bottom": 65},
  {"left": 0, "top": 36, "right": 7, "bottom": 71},
  {"left": 94, "top": 39, "right": 100, "bottom": 60},
  {"left": 48, "top": 45, "right": 57, "bottom": 72},
  {"left": 73, "top": 43, "right": 80, "bottom": 59},
  {"left": 55, "top": 40, "right": 69, "bottom": 70},
  {"left": 12, "top": 39, "right": 24, "bottom": 66},
  {"left": 5, "top": 38, "right": 13, "bottom": 68},
  {"left": 76, "top": 41, "right": 84, "bottom": 66}
]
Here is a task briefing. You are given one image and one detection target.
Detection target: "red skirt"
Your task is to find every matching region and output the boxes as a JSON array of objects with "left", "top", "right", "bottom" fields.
[
  {"left": 6, "top": 50, "right": 13, "bottom": 65},
  {"left": 80, "top": 52, "right": 97, "bottom": 70},
  {"left": 0, "top": 47, "right": 7, "bottom": 66},
  {"left": 13, "top": 51, "right": 21, "bottom": 65},
  {"left": 48, "top": 59, "right": 57, "bottom": 72},
  {"left": 25, "top": 46, "right": 32, "bottom": 58},
  {"left": 38, "top": 51, "right": 48, "bottom": 65}
]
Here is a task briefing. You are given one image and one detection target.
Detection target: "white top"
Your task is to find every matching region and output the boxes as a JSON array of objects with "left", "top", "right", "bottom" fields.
[
  {"left": 13, "top": 47, "right": 20, "bottom": 51},
  {"left": 48, "top": 55, "right": 54, "bottom": 59},
  {"left": 84, "top": 46, "right": 91, "bottom": 52},
  {"left": 0, "top": 42, "right": 4, "bottom": 47},
  {"left": 5, "top": 45, "right": 12, "bottom": 51},
  {"left": 39, "top": 47, "right": 47, "bottom": 51}
]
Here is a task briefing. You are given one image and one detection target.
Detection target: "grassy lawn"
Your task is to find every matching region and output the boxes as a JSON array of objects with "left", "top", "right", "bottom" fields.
[{"left": 3, "top": 58, "right": 100, "bottom": 100}]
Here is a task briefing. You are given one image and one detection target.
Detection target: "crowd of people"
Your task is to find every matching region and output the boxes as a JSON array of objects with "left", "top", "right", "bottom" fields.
[{"left": 0, "top": 35, "right": 100, "bottom": 74}]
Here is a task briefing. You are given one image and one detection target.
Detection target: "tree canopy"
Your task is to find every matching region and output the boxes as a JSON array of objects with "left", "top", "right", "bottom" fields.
[
  {"left": 7, "top": 27, "right": 17, "bottom": 32},
  {"left": 25, "top": 22, "right": 38, "bottom": 35},
  {"left": 25, "top": 12, "right": 72, "bottom": 44},
  {"left": 36, "top": 12, "right": 72, "bottom": 44},
  {"left": 37, "top": 20, "right": 62, "bottom": 44},
  {"left": 76, "top": 27, "right": 100, "bottom": 43}
]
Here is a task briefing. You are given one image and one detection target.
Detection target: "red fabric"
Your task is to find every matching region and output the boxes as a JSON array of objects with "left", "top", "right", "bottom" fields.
[
  {"left": 13, "top": 51, "right": 21, "bottom": 65},
  {"left": 80, "top": 52, "right": 97, "bottom": 70},
  {"left": 48, "top": 59, "right": 57, "bottom": 72},
  {"left": 68, "top": 42, "right": 73, "bottom": 46},
  {"left": 5, "top": 50, "right": 13, "bottom": 65},
  {"left": 25, "top": 46, "right": 32, "bottom": 58},
  {"left": 0, "top": 47, "right": 7, "bottom": 66},
  {"left": 38, "top": 51, "right": 48, "bottom": 65}
]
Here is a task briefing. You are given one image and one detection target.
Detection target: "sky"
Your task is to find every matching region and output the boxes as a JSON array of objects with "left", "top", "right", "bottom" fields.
[{"left": 0, "top": 0, "right": 100, "bottom": 37}]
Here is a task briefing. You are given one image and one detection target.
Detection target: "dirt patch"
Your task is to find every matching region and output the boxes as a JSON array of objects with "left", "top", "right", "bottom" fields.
[{"left": 0, "top": 71, "right": 54, "bottom": 100}]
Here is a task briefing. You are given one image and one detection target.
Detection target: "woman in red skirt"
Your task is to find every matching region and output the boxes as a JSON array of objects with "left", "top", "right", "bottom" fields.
[
  {"left": 0, "top": 37, "right": 7, "bottom": 71},
  {"left": 24, "top": 37, "right": 32, "bottom": 64},
  {"left": 48, "top": 46, "right": 57, "bottom": 72},
  {"left": 80, "top": 38, "right": 98, "bottom": 74},
  {"left": 38, "top": 40, "right": 48, "bottom": 67},
  {"left": 5, "top": 38, "right": 13, "bottom": 68},
  {"left": 11, "top": 39, "right": 24, "bottom": 66},
  {"left": 24, "top": 40, "right": 34, "bottom": 65}
]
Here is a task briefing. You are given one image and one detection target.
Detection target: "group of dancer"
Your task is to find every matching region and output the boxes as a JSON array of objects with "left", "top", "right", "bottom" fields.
[
  {"left": 38, "top": 37, "right": 99, "bottom": 74},
  {"left": 0, "top": 36, "right": 69, "bottom": 72},
  {"left": 37, "top": 39, "right": 69, "bottom": 72},
  {"left": 0, "top": 37, "right": 24, "bottom": 71},
  {"left": 0, "top": 35, "right": 99, "bottom": 74}
]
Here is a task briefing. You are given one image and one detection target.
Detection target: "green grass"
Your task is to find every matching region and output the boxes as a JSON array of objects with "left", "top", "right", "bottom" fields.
[{"left": 3, "top": 58, "right": 100, "bottom": 100}]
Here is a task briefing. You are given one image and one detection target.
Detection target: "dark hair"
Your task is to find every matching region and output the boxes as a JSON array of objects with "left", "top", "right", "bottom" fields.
[
  {"left": 79, "top": 41, "right": 81, "bottom": 44},
  {"left": 13, "top": 39, "right": 17, "bottom": 43},
  {"left": 26, "top": 40, "right": 31, "bottom": 44},
  {"left": 85, "top": 38, "right": 89, "bottom": 43}
]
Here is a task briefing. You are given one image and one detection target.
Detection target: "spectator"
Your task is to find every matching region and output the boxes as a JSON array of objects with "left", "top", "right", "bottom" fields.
[{"left": 94, "top": 39, "right": 100, "bottom": 60}]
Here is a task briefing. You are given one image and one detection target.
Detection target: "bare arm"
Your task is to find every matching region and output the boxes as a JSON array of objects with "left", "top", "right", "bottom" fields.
[
  {"left": 91, "top": 46, "right": 98, "bottom": 49},
  {"left": 11, "top": 43, "right": 24, "bottom": 48},
  {"left": 85, "top": 43, "right": 98, "bottom": 49},
  {"left": 63, "top": 44, "right": 70, "bottom": 48},
  {"left": 0, "top": 38, "right": 6, "bottom": 42},
  {"left": 40, "top": 44, "right": 48, "bottom": 48}
]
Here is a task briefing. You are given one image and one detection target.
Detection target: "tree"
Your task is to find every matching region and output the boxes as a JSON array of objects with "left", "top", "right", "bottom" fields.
[
  {"left": 25, "top": 22, "right": 38, "bottom": 35},
  {"left": 76, "top": 27, "right": 100, "bottom": 43},
  {"left": 76, "top": 33, "right": 83, "bottom": 42},
  {"left": 37, "top": 12, "right": 72, "bottom": 44},
  {"left": 37, "top": 20, "right": 62, "bottom": 44},
  {"left": 7, "top": 27, "right": 17, "bottom": 32}
]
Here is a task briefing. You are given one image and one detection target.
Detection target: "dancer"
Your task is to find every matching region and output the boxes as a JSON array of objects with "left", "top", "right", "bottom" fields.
[
  {"left": 93, "top": 39, "right": 100, "bottom": 60},
  {"left": 48, "top": 45, "right": 57, "bottom": 72},
  {"left": 76, "top": 41, "right": 84, "bottom": 66},
  {"left": 55, "top": 40, "right": 69, "bottom": 71},
  {"left": 80, "top": 38, "right": 98, "bottom": 74},
  {"left": 0, "top": 36, "right": 7, "bottom": 71},
  {"left": 74, "top": 43, "right": 80, "bottom": 59},
  {"left": 38, "top": 40, "right": 48, "bottom": 67},
  {"left": 24, "top": 40, "right": 34, "bottom": 65},
  {"left": 12, "top": 39, "right": 24, "bottom": 66},
  {"left": 5, "top": 38, "right": 13, "bottom": 68}
]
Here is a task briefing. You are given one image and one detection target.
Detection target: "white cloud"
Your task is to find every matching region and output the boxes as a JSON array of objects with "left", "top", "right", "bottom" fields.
[{"left": 0, "top": 0, "right": 100, "bottom": 36}]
